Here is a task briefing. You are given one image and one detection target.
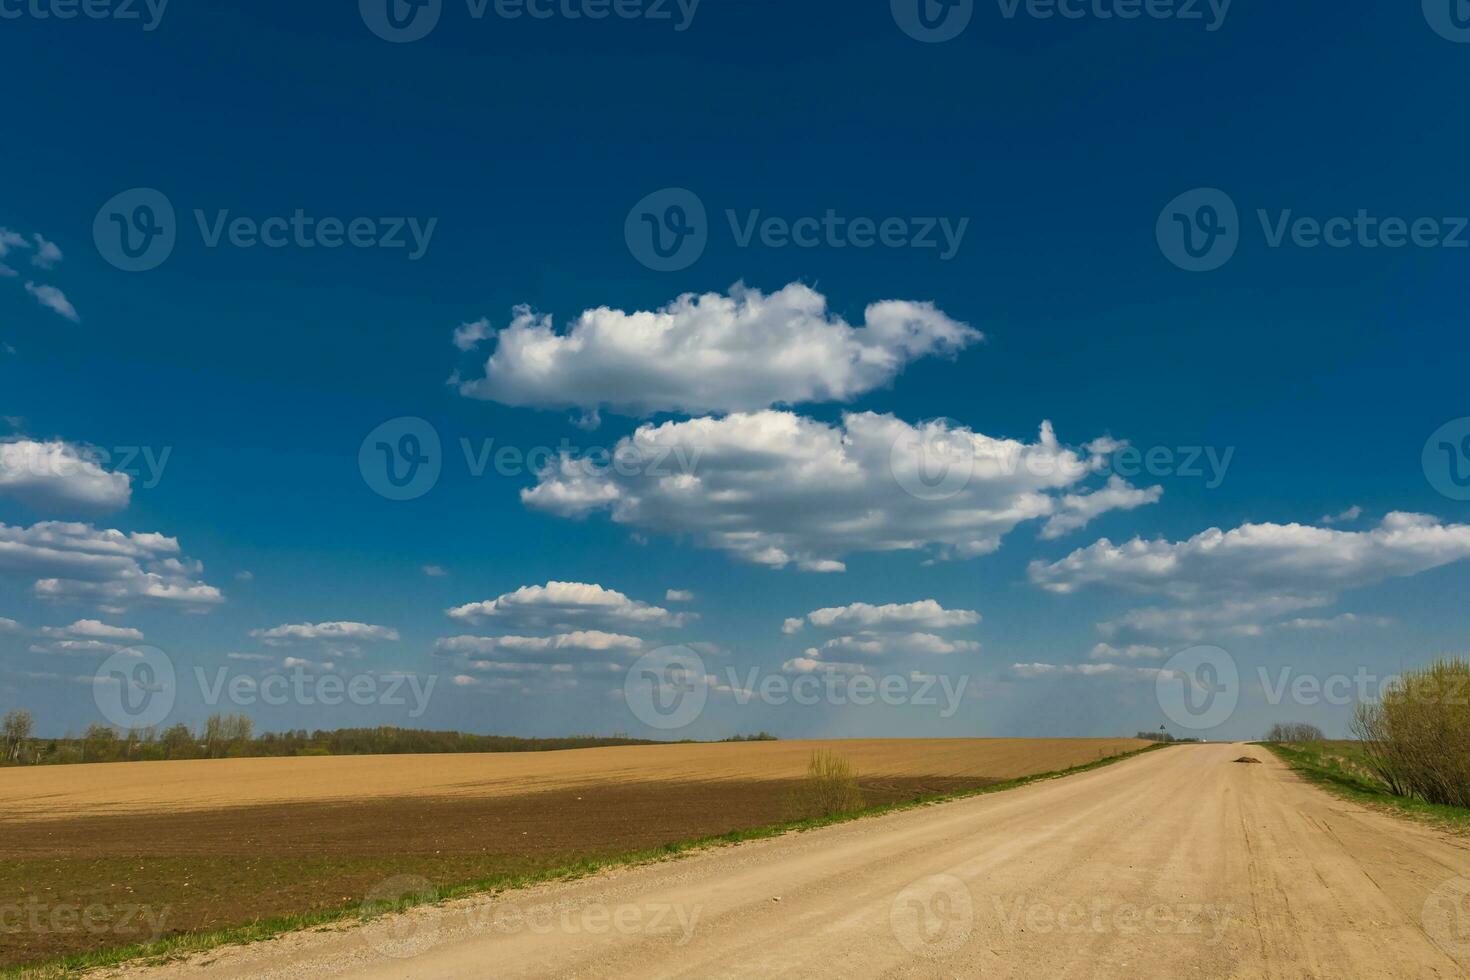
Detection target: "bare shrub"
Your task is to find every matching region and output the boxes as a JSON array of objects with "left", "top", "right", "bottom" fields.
[
  {"left": 1266, "top": 722, "right": 1323, "bottom": 744},
  {"left": 787, "top": 749, "right": 865, "bottom": 819}
]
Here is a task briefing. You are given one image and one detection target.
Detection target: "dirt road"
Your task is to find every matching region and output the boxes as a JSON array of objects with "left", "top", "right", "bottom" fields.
[{"left": 107, "top": 743, "right": 1470, "bottom": 979}]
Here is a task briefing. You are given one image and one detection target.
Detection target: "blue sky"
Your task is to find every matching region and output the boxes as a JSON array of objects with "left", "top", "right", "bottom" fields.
[{"left": 2, "top": 0, "right": 1469, "bottom": 742}]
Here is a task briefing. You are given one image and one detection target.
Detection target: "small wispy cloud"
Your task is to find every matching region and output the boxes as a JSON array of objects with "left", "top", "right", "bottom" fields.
[
  {"left": 30, "top": 234, "right": 62, "bottom": 270},
  {"left": 24, "top": 282, "right": 80, "bottom": 323}
]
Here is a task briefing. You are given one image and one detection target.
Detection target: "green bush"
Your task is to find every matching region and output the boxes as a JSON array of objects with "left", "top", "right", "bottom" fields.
[{"left": 1353, "top": 658, "right": 1470, "bottom": 807}]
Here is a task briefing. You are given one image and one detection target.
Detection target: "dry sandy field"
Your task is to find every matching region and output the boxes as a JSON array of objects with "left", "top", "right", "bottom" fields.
[{"left": 0, "top": 738, "right": 1144, "bottom": 969}]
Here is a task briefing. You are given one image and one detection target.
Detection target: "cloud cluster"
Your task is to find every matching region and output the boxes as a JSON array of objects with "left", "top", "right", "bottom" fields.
[
  {"left": 782, "top": 598, "right": 982, "bottom": 674},
  {"left": 438, "top": 582, "right": 686, "bottom": 693},
  {"left": 446, "top": 581, "right": 690, "bottom": 630},
  {"left": 12, "top": 618, "right": 147, "bottom": 657},
  {"left": 788, "top": 599, "right": 981, "bottom": 633},
  {"left": 525, "top": 412, "right": 1156, "bottom": 571},
  {"left": 250, "top": 621, "right": 402, "bottom": 645},
  {"left": 0, "top": 226, "right": 77, "bottom": 322},
  {"left": 0, "top": 520, "right": 221, "bottom": 609},
  {"left": 1032, "top": 512, "right": 1470, "bottom": 642},
  {"left": 0, "top": 439, "right": 132, "bottom": 511},
  {"left": 1011, "top": 662, "right": 1165, "bottom": 681},
  {"left": 454, "top": 282, "right": 981, "bottom": 417}
]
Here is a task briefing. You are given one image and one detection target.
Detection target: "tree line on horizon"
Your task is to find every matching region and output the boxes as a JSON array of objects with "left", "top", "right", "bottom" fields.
[{"left": 0, "top": 709, "right": 689, "bottom": 766}]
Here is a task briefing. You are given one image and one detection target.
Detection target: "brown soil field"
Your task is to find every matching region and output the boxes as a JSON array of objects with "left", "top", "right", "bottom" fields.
[{"left": 0, "top": 738, "right": 1144, "bottom": 969}]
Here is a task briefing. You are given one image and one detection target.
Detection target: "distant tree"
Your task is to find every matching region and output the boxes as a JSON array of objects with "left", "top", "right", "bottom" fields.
[
  {"left": 82, "top": 723, "right": 119, "bottom": 762},
  {"left": 160, "top": 723, "right": 199, "bottom": 759},
  {"left": 3, "top": 709, "right": 35, "bottom": 763},
  {"left": 1266, "top": 722, "right": 1324, "bottom": 744}
]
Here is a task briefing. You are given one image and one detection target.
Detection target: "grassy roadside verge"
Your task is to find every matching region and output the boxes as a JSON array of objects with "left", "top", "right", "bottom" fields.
[
  {"left": 7, "top": 742, "right": 1169, "bottom": 979},
  {"left": 1262, "top": 741, "right": 1470, "bottom": 830}
]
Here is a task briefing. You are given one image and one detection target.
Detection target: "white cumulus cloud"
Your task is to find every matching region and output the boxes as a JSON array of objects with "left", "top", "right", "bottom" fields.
[
  {"left": 0, "top": 520, "right": 222, "bottom": 608},
  {"left": 446, "top": 581, "right": 690, "bottom": 630},
  {"left": 0, "top": 439, "right": 131, "bottom": 511},
  {"left": 41, "top": 619, "right": 144, "bottom": 641},
  {"left": 796, "top": 599, "right": 981, "bottom": 632},
  {"left": 1033, "top": 513, "right": 1470, "bottom": 642},
  {"left": 250, "top": 621, "right": 400, "bottom": 645},
  {"left": 455, "top": 282, "right": 981, "bottom": 417},
  {"left": 525, "top": 412, "right": 1151, "bottom": 570}
]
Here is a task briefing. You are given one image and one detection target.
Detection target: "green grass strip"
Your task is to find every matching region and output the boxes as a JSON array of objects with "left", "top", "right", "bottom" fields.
[{"left": 1262, "top": 741, "right": 1470, "bottom": 830}]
